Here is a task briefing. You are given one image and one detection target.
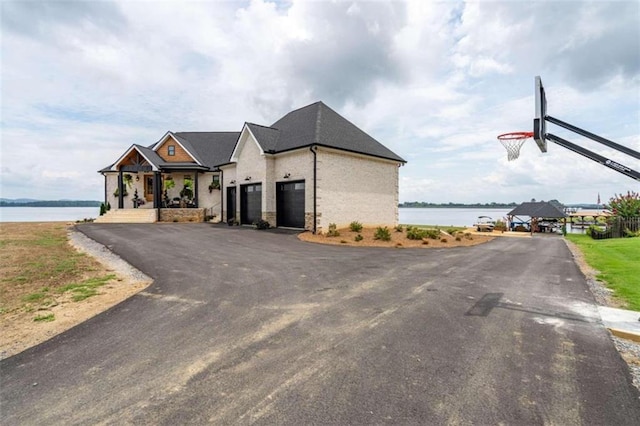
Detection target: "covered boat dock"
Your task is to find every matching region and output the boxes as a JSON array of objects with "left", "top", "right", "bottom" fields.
[{"left": 507, "top": 201, "right": 567, "bottom": 233}]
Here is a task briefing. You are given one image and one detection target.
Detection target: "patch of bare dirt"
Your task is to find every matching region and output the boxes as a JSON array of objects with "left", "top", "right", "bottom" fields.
[{"left": 0, "top": 222, "right": 150, "bottom": 359}]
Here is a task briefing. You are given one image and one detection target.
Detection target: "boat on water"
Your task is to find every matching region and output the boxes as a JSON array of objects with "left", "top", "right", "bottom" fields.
[{"left": 473, "top": 216, "right": 495, "bottom": 232}]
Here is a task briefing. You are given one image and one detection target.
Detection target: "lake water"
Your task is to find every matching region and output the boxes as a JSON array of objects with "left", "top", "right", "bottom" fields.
[
  {"left": 0, "top": 206, "right": 585, "bottom": 233},
  {"left": 399, "top": 208, "right": 512, "bottom": 227},
  {"left": 0, "top": 207, "right": 100, "bottom": 223}
]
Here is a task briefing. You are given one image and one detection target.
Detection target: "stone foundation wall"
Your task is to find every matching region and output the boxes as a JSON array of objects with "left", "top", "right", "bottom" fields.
[
  {"left": 264, "top": 211, "right": 276, "bottom": 227},
  {"left": 159, "top": 208, "right": 205, "bottom": 223}
]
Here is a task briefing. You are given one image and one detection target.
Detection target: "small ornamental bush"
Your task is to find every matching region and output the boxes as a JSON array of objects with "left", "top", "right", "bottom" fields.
[
  {"left": 422, "top": 239, "right": 429, "bottom": 245},
  {"left": 446, "top": 228, "right": 458, "bottom": 236},
  {"left": 253, "top": 219, "right": 271, "bottom": 230},
  {"left": 374, "top": 226, "right": 391, "bottom": 241},
  {"left": 406, "top": 226, "right": 428, "bottom": 240},
  {"left": 424, "top": 229, "right": 440, "bottom": 239},
  {"left": 349, "top": 221, "right": 363, "bottom": 232},
  {"left": 327, "top": 223, "right": 340, "bottom": 237},
  {"left": 354, "top": 234, "right": 364, "bottom": 242},
  {"left": 455, "top": 236, "right": 462, "bottom": 241},
  {"left": 395, "top": 225, "right": 404, "bottom": 232},
  {"left": 340, "top": 240, "right": 348, "bottom": 244},
  {"left": 494, "top": 220, "right": 507, "bottom": 232},
  {"left": 440, "top": 237, "right": 448, "bottom": 243}
]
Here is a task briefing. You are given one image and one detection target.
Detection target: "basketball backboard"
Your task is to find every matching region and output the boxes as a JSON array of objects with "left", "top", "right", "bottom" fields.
[{"left": 533, "top": 76, "right": 547, "bottom": 152}]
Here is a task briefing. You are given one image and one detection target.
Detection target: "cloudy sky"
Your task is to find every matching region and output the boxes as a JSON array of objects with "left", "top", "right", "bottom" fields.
[{"left": 1, "top": 0, "right": 638, "bottom": 204}]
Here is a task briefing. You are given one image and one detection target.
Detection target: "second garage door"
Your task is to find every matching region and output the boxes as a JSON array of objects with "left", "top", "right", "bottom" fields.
[
  {"left": 240, "top": 183, "right": 262, "bottom": 225},
  {"left": 276, "top": 180, "right": 305, "bottom": 228}
]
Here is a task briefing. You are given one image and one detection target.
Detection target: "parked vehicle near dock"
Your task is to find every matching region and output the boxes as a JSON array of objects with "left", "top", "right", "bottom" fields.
[{"left": 473, "top": 216, "right": 495, "bottom": 232}]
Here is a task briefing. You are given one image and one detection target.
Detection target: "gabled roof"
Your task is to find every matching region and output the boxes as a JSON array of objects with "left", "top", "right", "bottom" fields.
[
  {"left": 174, "top": 132, "right": 239, "bottom": 168},
  {"left": 100, "top": 101, "right": 405, "bottom": 173},
  {"left": 245, "top": 124, "right": 280, "bottom": 152},
  {"left": 508, "top": 201, "right": 567, "bottom": 218},
  {"left": 107, "top": 144, "right": 164, "bottom": 172},
  {"left": 254, "top": 102, "right": 405, "bottom": 163}
]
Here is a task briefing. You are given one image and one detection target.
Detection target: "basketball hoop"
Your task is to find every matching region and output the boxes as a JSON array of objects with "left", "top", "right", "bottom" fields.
[{"left": 497, "top": 131, "right": 533, "bottom": 161}]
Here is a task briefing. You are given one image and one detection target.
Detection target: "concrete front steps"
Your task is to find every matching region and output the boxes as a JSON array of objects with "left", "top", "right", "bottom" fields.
[{"left": 95, "top": 209, "right": 157, "bottom": 223}]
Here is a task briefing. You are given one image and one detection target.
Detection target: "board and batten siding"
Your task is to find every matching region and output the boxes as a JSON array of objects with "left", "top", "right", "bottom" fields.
[{"left": 156, "top": 137, "right": 196, "bottom": 163}]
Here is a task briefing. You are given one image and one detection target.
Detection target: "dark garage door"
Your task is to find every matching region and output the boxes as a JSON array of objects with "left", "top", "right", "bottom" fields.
[
  {"left": 241, "top": 183, "right": 262, "bottom": 225},
  {"left": 277, "top": 180, "right": 305, "bottom": 228}
]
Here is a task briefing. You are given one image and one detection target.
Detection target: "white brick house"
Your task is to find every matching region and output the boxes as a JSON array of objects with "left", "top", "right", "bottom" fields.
[{"left": 99, "top": 102, "right": 405, "bottom": 232}]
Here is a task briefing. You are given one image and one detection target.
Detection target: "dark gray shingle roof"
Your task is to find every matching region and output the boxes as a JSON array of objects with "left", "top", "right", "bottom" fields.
[
  {"left": 508, "top": 201, "right": 566, "bottom": 218},
  {"left": 264, "top": 102, "right": 405, "bottom": 162},
  {"left": 174, "top": 132, "right": 240, "bottom": 168},
  {"left": 245, "top": 124, "right": 280, "bottom": 152},
  {"left": 100, "top": 102, "right": 404, "bottom": 173}
]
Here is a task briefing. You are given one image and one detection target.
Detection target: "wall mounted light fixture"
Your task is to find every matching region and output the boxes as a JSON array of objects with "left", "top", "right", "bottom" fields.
[
  {"left": 244, "top": 176, "right": 251, "bottom": 181},
  {"left": 283, "top": 173, "right": 291, "bottom": 179},
  {"left": 135, "top": 175, "right": 140, "bottom": 182},
  {"left": 230, "top": 180, "right": 236, "bottom": 185}
]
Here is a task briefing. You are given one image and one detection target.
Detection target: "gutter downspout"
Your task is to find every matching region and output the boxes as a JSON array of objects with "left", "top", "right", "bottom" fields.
[
  {"left": 310, "top": 145, "right": 317, "bottom": 234},
  {"left": 103, "top": 173, "right": 107, "bottom": 206},
  {"left": 219, "top": 169, "right": 223, "bottom": 222}
]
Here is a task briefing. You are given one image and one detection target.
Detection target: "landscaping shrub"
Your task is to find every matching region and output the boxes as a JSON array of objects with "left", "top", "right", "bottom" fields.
[
  {"left": 349, "top": 221, "right": 363, "bottom": 232},
  {"left": 99, "top": 203, "right": 107, "bottom": 216},
  {"left": 440, "top": 237, "right": 448, "bottom": 243},
  {"left": 354, "top": 234, "right": 363, "bottom": 242},
  {"left": 494, "top": 220, "right": 507, "bottom": 232},
  {"left": 446, "top": 228, "right": 458, "bottom": 235},
  {"left": 424, "top": 229, "right": 440, "bottom": 239},
  {"left": 327, "top": 223, "right": 340, "bottom": 237},
  {"left": 374, "top": 226, "right": 391, "bottom": 241},
  {"left": 406, "top": 226, "right": 428, "bottom": 240},
  {"left": 253, "top": 219, "right": 271, "bottom": 230},
  {"left": 395, "top": 225, "right": 404, "bottom": 232}
]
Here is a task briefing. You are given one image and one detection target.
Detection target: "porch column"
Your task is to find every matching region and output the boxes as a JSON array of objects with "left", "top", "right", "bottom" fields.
[
  {"left": 153, "top": 172, "right": 161, "bottom": 209},
  {"left": 194, "top": 172, "right": 199, "bottom": 208},
  {"left": 118, "top": 170, "right": 124, "bottom": 209}
]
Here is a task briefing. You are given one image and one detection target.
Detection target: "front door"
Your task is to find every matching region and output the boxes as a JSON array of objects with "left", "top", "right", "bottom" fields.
[
  {"left": 144, "top": 175, "right": 154, "bottom": 202},
  {"left": 226, "top": 186, "right": 237, "bottom": 223}
]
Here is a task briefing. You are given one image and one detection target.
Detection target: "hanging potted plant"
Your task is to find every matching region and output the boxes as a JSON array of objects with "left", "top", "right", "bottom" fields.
[
  {"left": 113, "top": 186, "right": 128, "bottom": 197},
  {"left": 208, "top": 181, "right": 220, "bottom": 193},
  {"left": 123, "top": 173, "right": 133, "bottom": 188},
  {"left": 180, "top": 182, "right": 194, "bottom": 200}
]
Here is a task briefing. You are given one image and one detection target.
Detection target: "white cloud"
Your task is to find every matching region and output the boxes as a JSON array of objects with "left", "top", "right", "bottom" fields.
[{"left": 1, "top": 0, "right": 638, "bottom": 204}]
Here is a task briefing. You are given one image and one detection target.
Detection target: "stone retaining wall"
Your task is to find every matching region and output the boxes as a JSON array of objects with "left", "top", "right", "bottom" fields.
[{"left": 159, "top": 208, "right": 205, "bottom": 222}]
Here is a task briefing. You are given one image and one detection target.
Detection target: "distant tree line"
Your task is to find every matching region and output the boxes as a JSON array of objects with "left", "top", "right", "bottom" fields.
[
  {"left": 0, "top": 200, "right": 101, "bottom": 207},
  {"left": 399, "top": 202, "right": 519, "bottom": 208}
]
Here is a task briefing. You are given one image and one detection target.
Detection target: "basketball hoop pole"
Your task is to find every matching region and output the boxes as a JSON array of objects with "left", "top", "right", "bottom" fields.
[
  {"left": 545, "top": 133, "right": 640, "bottom": 181},
  {"left": 531, "top": 75, "right": 640, "bottom": 182},
  {"left": 545, "top": 116, "right": 640, "bottom": 160}
]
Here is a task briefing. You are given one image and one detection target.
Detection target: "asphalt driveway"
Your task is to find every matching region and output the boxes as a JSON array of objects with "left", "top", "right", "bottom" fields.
[{"left": 2, "top": 224, "right": 639, "bottom": 424}]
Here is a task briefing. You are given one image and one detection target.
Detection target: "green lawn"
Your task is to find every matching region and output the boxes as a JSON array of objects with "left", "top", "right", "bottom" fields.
[{"left": 565, "top": 234, "right": 640, "bottom": 311}]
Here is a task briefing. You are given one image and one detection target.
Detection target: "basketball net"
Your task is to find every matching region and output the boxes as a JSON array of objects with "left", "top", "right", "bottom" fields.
[{"left": 497, "top": 132, "right": 533, "bottom": 161}]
